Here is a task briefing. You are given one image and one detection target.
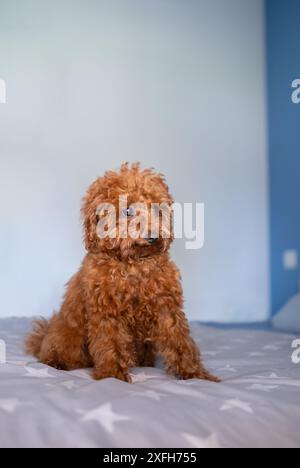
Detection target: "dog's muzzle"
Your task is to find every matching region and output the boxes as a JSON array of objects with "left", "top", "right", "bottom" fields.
[{"left": 147, "top": 237, "right": 159, "bottom": 245}]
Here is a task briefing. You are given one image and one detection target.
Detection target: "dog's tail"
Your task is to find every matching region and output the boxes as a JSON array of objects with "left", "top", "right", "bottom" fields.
[{"left": 24, "top": 318, "right": 49, "bottom": 358}]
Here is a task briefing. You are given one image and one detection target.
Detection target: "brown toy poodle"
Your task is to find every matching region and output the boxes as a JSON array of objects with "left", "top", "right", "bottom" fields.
[{"left": 25, "top": 163, "right": 219, "bottom": 383}]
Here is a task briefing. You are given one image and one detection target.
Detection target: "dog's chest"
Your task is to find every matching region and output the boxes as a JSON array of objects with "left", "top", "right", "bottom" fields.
[
  {"left": 110, "top": 262, "right": 163, "bottom": 308},
  {"left": 119, "top": 263, "right": 156, "bottom": 297}
]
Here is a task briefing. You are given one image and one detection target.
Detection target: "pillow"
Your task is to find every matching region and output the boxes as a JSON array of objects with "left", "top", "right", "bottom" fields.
[{"left": 272, "top": 293, "right": 300, "bottom": 333}]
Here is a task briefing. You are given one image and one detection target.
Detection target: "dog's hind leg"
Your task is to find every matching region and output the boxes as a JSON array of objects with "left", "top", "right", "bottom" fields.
[
  {"left": 38, "top": 314, "right": 91, "bottom": 370},
  {"left": 27, "top": 272, "right": 92, "bottom": 371}
]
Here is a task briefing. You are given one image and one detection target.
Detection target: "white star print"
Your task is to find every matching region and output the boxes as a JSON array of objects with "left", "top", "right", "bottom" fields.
[
  {"left": 61, "top": 380, "right": 78, "bottom": 390},
  {"left": 130, "top": 371, "right": 161, "bottom": 383},
  {"left": 182, "top": 432, "right": 221, "bottom": 448},
  {"left": 256, "top": 372, "right": 286, "bottom": 380},
  {"left": 5, "top": 319, "right": 300, "bottom": 450},
  {"left": 81, "top": 403, "right": 130, "bottom": 433},
  {"left": 220, "top": 399, "right": 253, "bottom": 414},
  {"left": 130, "top": 390, "right": 164, "bottom": 401},
  {"left": 218, "top": 364, "right": 237, "bottom": 373},
  {"left": 268, "top": 372, "right": 285, "bottom": 379},
  {"left": 253, "top": 373, "right": 300, "bottom": 387},
  {"left": 248, "top": 384, "right": 279, "bottom": 392},
  {"left": 0, "top": 399, "right": 20, "bottom": 414},
  {"left": 263, "top": 345, "right": 279, "bottom": 351},
  {"left": 25, "top": 366, "right": 54, "bottom": 378}
]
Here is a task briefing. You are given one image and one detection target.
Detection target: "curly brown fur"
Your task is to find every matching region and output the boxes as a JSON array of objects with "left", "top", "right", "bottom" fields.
[{"left": 25, "top": 163, "right": 220, "bottom": 383}]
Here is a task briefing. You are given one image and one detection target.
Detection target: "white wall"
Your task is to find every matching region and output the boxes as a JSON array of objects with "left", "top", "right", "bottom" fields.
[{"left": 0, "top": 0, "right": 269, "bottom": 322}]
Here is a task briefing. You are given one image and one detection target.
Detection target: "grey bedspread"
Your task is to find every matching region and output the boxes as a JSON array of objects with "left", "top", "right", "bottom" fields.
[{"left": 0, "top": 318, "right": 299, "bottom": 448}]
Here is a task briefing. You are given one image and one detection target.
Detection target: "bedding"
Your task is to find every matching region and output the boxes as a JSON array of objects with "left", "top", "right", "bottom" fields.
[{"left": 0, "top": 318, "right": 299, "bottom": 448}]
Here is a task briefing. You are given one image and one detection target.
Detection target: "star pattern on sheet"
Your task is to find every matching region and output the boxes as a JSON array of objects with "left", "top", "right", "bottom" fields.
[
  {"left": 130, "top": 371, "right": 161, "bottom": 384},
  {"left": 263, "top": 345, "right": 279, "bottom": 351},
  {"left": 268, "top": 372, "right": 285, "bottom": 379},
  {"left": 81, "top": 403, "right": 130, "bottom": 433},
  {"left": 217, "top": 364, "right": 237, "bottom": 373},
  {"left": 61, "top": 380, "right": 78, "bottom": 390},
  {"left": 2, "top": 319, "right": 300, "bottom": 448},
  {"left": 182, "top": 432, "right": 221, "bottom": 448},
  {"left": 256, "top": 372, "right": 286, "bottom": 380},
  {"left": 0, "top": 398, "right": 21, "bottom": 414},
  {"left": 25, "top": 366, "right": 54, "bottom": 378},
  {"left": 248, "top": 384, "right": 279, "bottom": 392},
  {"left": 220, "top": 399, "right": 253, "bottom": 414},
  {"left": 254, "top": 373, "right": 300, "bottom": 387},
  {"left": 130, "top": 390, "right": 165, "bottom": 401}
]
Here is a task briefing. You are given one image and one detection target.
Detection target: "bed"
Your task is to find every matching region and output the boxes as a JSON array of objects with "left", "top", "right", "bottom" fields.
[{"left": 0, "top": 318, "right": 299, "bottom": 448}]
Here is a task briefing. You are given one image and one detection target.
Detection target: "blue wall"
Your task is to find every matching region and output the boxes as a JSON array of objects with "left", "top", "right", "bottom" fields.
[{"left": 266, "top": 0, "right": 300, "bottom": 314}]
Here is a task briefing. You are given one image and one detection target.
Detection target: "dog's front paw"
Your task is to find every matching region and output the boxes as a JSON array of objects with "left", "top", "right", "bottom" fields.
[{"left": 92, "top": 368, "right": 132, "bottom": 383}]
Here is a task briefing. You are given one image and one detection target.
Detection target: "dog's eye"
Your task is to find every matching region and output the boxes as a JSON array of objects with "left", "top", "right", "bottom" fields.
[{"left": 122, "top": 207, "right": 135, "bottom": 217}]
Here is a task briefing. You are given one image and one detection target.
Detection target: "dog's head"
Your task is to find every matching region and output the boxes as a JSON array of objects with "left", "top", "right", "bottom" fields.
[{"left": 82, "top": 163, "right": 174, "bottom": 259}]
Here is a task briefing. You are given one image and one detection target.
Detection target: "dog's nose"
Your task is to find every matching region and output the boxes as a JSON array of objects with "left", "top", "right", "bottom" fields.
[{"left": 147, "top": 237, "right": 159, "bottom": 245}]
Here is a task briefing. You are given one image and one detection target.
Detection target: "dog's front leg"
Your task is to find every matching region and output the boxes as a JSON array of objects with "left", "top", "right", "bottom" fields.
[
  {"left": 153, "top": 308, "right": 220, "bottom": 382},
  {"left": 87, "top": 316, "right": 136, "bottom": 383}
]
